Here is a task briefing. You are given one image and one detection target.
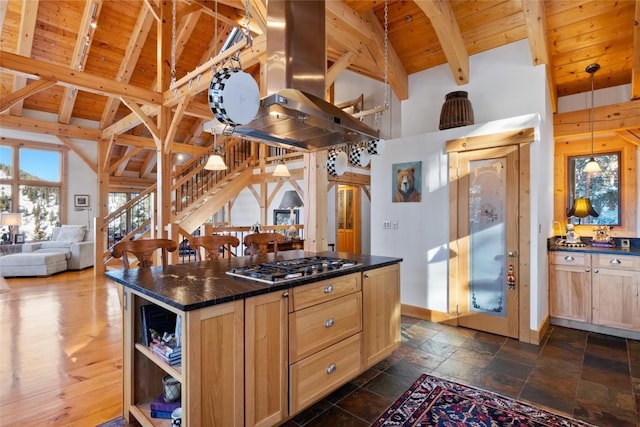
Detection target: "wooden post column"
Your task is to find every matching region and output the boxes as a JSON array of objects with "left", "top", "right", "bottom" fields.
[{"left": 303, "top": 151, "right": 328, "bottom": 252}]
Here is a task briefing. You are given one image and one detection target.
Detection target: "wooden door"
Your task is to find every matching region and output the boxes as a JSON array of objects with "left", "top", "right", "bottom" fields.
[
  {"left": 450, "top": 145, "right": 520, "bottom": 338},
  {"left": 336, "top": 185, "right": 360, "bottom": 253}
]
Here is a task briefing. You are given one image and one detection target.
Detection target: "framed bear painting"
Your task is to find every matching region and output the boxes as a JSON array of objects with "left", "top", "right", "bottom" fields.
[{"left": 392, "top": 161, "right": 422, "bottom": 203}]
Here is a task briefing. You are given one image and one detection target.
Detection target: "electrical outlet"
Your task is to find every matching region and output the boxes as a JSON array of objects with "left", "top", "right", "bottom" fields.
[
  {"left": 383, "top": 220, "right": 391, "bottom": 229},
  {"left": 621, "top": 239, "right": 630, "bottom": 248}
]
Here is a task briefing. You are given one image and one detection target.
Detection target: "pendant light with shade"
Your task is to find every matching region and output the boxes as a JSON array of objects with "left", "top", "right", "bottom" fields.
[
  {"left": 583, "top": 63, "right": 601, "bottom": 173},
  {"left": 272, "top": 149, "right": 290, "bottom": 177},
  {"left": 204, "top": 131, "right": 227, "bottom": 171}
]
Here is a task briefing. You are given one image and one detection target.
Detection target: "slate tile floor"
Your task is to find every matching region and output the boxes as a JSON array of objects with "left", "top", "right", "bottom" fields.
[{"left": 281, "top": 316, "right": 640, "bottom": 427}]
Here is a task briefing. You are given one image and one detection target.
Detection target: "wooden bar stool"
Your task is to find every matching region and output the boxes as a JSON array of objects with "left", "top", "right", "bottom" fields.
[
  {"left": 191, "top": 235, "right": 240, "bottom": 261},
  {"left": 111, "top": 238, "right": 178, "bottom": 270},
  {"left": 244, "top": 233, "right": 286, "bottom": 255}
]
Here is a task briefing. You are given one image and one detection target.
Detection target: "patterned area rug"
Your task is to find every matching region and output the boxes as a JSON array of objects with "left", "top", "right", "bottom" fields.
[{"left": 372, "top": 374, "right": 596, "bottom": 427}]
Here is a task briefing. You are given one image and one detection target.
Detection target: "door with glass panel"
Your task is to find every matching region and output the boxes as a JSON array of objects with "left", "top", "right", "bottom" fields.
[
  {"left": 451, "top": 145, "right": 520, "bottom": 338},
  {"left": 336, "top": 185, "right": 360, "bottom": 253}
]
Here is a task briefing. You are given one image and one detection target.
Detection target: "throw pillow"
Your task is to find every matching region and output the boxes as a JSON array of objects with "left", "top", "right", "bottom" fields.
[
  {"left": 40, "top": 241, "right": 72, "bottom": 249},
  {"left": 55, "top": 225, "right": 87, "bottom": 243}
]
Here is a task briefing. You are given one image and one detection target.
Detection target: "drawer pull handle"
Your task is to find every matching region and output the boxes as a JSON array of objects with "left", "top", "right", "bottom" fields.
[
  {"left": 610, "top": 258, "right": 621, "bottom": 264},
  {"left": 326, "top": 363, "right": 336, "bottom": 374},
  {"left": 564, "top": 256, "right": 574, "bottom": 262},
  {"left": 325, "top": 317, "right": 335, "bottom": 328},
  {"left": 324, "top": 284, "right": 334, "bottom": 294}
]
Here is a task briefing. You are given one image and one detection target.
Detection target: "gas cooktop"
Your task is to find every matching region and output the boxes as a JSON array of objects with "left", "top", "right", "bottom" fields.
[{"left": 226, "top": 256, "right": 359, "bottom": 284}]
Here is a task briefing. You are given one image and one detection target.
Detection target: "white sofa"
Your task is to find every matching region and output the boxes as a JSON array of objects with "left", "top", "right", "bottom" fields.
[{"left": 0, "top": 225, "right": 94, "bottom": 277}]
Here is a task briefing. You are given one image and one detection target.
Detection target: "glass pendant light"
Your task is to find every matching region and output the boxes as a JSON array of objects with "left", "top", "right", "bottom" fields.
[
  {"left": 273, "top": 161, "right": 290, "bottom": 177},
  {"left": 583, "top": 63, "right": 601, "bottom": 173},
  {"left": 204, "top": 132, "right": 227, "bottom": 171}
]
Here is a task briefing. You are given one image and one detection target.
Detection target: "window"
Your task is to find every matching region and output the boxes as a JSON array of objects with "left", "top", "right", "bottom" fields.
[
  {"left": 554, "top": 135, "right": 636, "bottom": 235},
  {"left": 567, "top": 152, "right": 620, "bottom": 225},
  {"left": 0, "top": 143, "right": 64, "bottom": 241}
]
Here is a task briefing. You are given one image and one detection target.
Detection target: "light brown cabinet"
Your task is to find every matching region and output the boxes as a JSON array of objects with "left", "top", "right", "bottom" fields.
[
  {"left": 245, "top": 290, "right": 289, "bottom": 427},
  {"left": 123, "top": 289, "right": 244, "bottom": 427},
  {"left": 363, "top": 263, "right": 401, "bottom": 368},
  {"left": 591, "top": 254, "right": 640, "bottom": 330},
  {"left": 549, "top": 251, "right": 639, "bottom": 335},
  {"left": 549, "top": 252, "right": 592, "bottom": 322}
]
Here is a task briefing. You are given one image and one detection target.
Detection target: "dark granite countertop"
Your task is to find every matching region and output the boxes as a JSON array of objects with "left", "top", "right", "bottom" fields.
[
  {"left": 548, "top": 237, "right": 640, "bottom": 257},
  {"left": 105, "top": 250, "right": 402, "bottom": 311}
]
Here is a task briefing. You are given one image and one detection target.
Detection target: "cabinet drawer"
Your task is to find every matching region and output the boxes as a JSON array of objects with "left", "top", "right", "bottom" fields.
[
  {"left": 289, "top": 292, "right": 362, "bottom": 362},
  {"left": 289, "top": 333, "right": 362, "bottom": 415},
  {"left": 592, "top": 254, "right": 640, "bottom": 271},
  {"left": 291, "top": 272, "right": 361, "bottom": 311},
  {"left": 550, "top": 252, "right": 589, "bottom": 267}
]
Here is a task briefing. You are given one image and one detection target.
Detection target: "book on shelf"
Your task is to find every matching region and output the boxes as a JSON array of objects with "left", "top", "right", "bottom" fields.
[
  {"left": 150, "top": 409, "right": 174, "bottom": 419},
  {"left": 150, "top": 342, "right": 182, "bottom": 365},
  {"left": 150, "top": 393, "right": 181, "bottom": 413},
  {"left": 140, "top": 304, "right": 178, "bottom": 346}
]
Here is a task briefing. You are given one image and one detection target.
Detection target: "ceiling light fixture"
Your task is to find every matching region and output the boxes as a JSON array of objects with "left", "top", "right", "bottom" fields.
[
  {"left": 583, "top": 63, "right": 601, "bottom": 173},
  {"left": 273, "top": 161, "right": 290, "bottom": 177},
  {"left": 204, "top": 131, "right": 227, "bottom": 170}
]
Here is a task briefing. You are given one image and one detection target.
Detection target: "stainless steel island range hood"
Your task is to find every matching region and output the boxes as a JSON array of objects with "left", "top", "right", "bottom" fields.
[{"left": 231, "top": 0, "right": 380, "bottom": 151}]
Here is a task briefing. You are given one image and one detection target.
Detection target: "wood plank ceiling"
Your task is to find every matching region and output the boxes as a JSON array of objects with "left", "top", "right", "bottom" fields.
[{"left": 0, "top": 0, "right": 638, "bottom": 180}]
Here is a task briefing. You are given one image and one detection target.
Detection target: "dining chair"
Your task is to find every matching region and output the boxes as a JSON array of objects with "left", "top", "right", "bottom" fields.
[
  {"left": 111, "top": 238, "right": 178, "bottom": 270},
  {"left": 244, "top": 232, "right": 286, "bottom": 255},
  {"left": 191, "top": 235, "right": 240, "bottom": 261}
]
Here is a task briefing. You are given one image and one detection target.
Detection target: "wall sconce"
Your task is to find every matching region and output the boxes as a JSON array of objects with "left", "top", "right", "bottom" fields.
[{"left": 583, "top": 63, "right": 601, "bottom": 173}]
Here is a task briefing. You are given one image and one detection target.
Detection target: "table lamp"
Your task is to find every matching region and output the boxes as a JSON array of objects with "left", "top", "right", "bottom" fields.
[
  {"left": 1, "top": 213, "right": 22, "bottom": 244},
  {"left": 278, "top": 191, "right": 303, "bottom": 239}
]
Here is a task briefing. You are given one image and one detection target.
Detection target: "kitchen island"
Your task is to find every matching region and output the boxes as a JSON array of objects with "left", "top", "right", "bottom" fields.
[{"left": 106, "top": 250, "right": 402, "bottom": 427}]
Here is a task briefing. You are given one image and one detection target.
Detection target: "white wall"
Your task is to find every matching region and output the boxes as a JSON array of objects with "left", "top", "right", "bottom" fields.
[
  {"left": 0, "top": 111, "right": 99, "bottom": 231},
  {"left": 370, "top": 40, "right": 554, "bottom": 332}
]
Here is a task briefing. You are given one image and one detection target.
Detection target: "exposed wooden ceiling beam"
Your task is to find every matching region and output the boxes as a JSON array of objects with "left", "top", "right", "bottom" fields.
[
  {"left": 0, "top": 51, "right": 162, "bottom": 105},
  {"left": 59, "top": 1, "right": 104, "bottom": 124},
  {"left": 553, "top": 99, "right": 640, "bottom": 138},
  {"left": 326, "top": 51, "right": 356, "bottom": 89},
  {"left": 56, "top": 135, "right": 98, "bottom": 174},
  {"left": 616, "top": 129, "right": 640, "bottom": 146},
  {"left": 326, "top": 2, "right": 408, "bottom": 100},
  {"left": 115, "top": 133, "right": 210, "bottom": 156},
  {"left": 631, "top": 0, "right": 640, "bottom": 100},
  {"left": 521, "top": 0, "right": 557, "bottom": 112},
  {"left": 0, "top": 79, "right": 56, "bottom": 113},
  {"left": 120, "top": 97, "right": 161, "bottom": 146},
  {"left": 100, "top": 5, "right": 154, "bottom": 128},
  {"left": 165, "top": 94, "right": 193, "bottom": 153},
  {"left": 102, "top": 104, "right": 159, "bottom": 139},
  {"left": 143, "top": 0, "right": 160, "bottom": 21},
  {"left": 140, "top": 151, "right": 158, "bottom": 178},
  {"left": 414, "top": 0, "right": 469, "bottom": 85},
  {"left": 9, "top": 0, "right": 38, "bottom": 116},
  {"left": 0, "top": 114, "right": 101, "bottom": 140},
  {"left": 111, "top": 146, "right": 143, "bottom": 175}
]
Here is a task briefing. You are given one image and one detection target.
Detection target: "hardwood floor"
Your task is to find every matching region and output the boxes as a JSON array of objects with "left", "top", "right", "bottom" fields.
[
  {"left": 1, "top": 270, "right": 124, "bottom": 426},
  {"left": 2, "top": 270, "right": 639, "bottom": 427}
]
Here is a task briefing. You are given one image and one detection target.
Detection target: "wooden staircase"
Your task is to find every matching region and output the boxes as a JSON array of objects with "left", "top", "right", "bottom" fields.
[{"left": 173, "top": 158, "right": 254, "bottom": 233}]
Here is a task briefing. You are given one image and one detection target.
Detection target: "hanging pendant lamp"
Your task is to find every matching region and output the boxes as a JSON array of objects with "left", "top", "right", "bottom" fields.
[
  {"left": 204, "top": 132, "right": 227, "bottom": 171},
  {"left": 583, "top": 63, "right": 601, "bottom": 173}
]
